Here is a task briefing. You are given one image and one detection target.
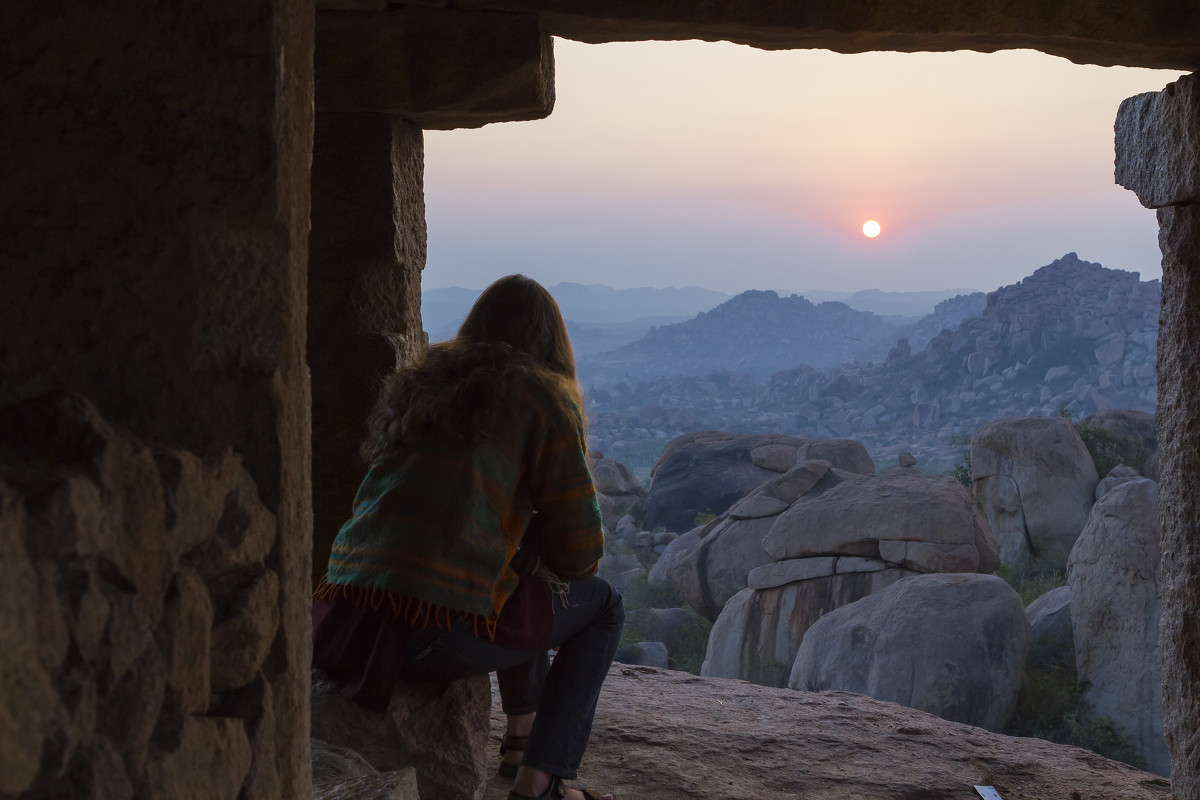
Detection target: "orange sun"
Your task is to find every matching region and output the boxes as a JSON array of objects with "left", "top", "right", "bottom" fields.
[{"left": 862, "top": 220, "right": 882, "bottom": 238}]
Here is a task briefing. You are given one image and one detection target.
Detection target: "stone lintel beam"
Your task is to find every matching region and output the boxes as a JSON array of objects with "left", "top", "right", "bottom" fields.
[
  {"left": 425, "top": 0, "right": 1200, "bottom": 70},
  {"left": 1116, "top": 72, "right": 1200, "bottom": 209},
  {"left": 316, "top": 5, "right": 553, "bottom": 129}
]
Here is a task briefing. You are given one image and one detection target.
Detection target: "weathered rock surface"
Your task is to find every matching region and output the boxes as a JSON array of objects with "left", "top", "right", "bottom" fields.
[
  {"left": 589, "top": 455, "right": 647, "bottom": 500},
  {"left": 311, "top": 668, "right": 491, "bottom": 800},
  {"left": 789, "top": 574, "right": 1030, "bottom": 733},
  {"left": 764, "top": 468, "right": 998, "bottom": 573},
  {"left": 642, "top": 431, "right": 805, "bottom": 532},
  {"left": 480, "top": 666, "right": 1173, "bottom": 800},
  {"left": 796, "top": 437, "right": 875, "bottom": 475},
  {"left": 589, "top": 454, "right": 647, "bottom": 530},
  {"left": 1116, "top": 72, "right": 1200, "bottom": 208},
  {"left": 702, "top": 571, "right": 916, "bottom": 687},
  {"left": 312, "top": 740, "right": 421, "bottom": 800},
  {"left": 0, "top": 393, "right": 283, "bottom": 798},
  {"left": 1068, "top": 478, "right": 1169, "bottom": 776},
  {"left": 1096, "top": 463, "right": 1144, "bottom": 499},
  {"left": 1026, "top": 585, "right": 1075, "bottom": 672},
  {"left": 1153, "top": 201, "right": 1200, "bottom": 800},
  {"left": 972, "top": 415, "right": 1099, "bottom": 566},
  {"left": 685, "top": 463, "right": 1000, "bottom": 686}
]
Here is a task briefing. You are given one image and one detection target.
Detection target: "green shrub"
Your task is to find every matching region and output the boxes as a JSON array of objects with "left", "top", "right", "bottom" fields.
[
  {"left": 693, "top": 509, "right": 717, "bottom": 527},
  {"left": 1074, "top": 419, "right": 1150, "bottom": 478},
  {"left": 1008, "top": 665, "right": 1147, "bottom": 771},
  {"left": 941, "top": 434, "right": 973, "bottom": 488},
  {"left": 616, "top": 569, "right": 713, "bottom": 674},
  {"left": 996, "top": 560, "right": 1068, "bottom": 606}
]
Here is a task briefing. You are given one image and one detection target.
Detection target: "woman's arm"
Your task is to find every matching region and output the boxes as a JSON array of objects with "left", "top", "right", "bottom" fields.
[{"left": 523, "top": 396, "right": 604, "bottom": 579}]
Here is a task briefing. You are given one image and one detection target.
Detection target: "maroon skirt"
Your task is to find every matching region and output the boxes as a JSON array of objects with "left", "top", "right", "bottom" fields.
[{"left": 312, "top": 574, "right": 553, "bottom": 712}]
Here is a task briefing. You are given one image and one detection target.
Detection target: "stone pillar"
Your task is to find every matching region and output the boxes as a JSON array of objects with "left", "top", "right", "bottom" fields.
[
  {"left": 0, "top": 2, "right": 314, "bottom": 797},
  {"left": 309, "top": 5, "right": 553, "bottom": 583},
  {"left": 309, "top": 113, "right": 426, "bottom": 585},
  {"left": 1115, "top": 71, "right": 1200, "bottom": 796}
]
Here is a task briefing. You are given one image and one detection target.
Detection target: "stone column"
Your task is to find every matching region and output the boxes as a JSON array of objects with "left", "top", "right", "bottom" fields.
[
  {"left": 0, "top": 2, "right": 314, "bottom": 797},
  {"left": 309, "top": 113, "right": 426, "bottom": 585},
  {"left": 1116, "top": 71, "right": 1200, "bottom": 797},
  {"left": 309, "top": 5, "right": 553, "bottom": 583}
]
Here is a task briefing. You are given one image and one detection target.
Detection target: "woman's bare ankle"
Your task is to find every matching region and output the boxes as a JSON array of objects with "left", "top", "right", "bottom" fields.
[{"left": 511, "top": 766, "right": 551, "bottom": 797}]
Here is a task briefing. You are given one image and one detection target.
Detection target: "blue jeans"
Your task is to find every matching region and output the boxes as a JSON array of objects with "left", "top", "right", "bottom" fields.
[{"left": 399, "top": 575, "right": 624, "bottom": 779}]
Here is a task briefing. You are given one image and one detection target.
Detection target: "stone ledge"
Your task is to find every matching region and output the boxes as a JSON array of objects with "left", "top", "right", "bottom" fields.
[
  {"left": 316, "top": 5, "right": 553, "bottom": 128},
  {"left": 1116, "top": 72, "right": 1200, "bottom": 209}
]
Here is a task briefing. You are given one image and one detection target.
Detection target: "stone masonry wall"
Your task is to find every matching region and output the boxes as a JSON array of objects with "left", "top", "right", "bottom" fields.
[
  {"left": 0, "top": 395, "right": 286, "bottom": 797},
  {"left": 0, "top": 2, "right": 315, "bottom": 797}
]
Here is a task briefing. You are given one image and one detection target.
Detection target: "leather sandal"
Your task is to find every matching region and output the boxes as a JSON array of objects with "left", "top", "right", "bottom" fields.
[
  {"left": 498, "top": 733, "right": 528, "bottom": 779},
  {"left": 507, "top": 775, "right": 609, "bottom": 800}
]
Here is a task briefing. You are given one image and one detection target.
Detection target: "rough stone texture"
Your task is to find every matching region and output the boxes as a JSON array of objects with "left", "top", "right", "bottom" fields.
[
  {"left": 160, "top": 569, "right": 214, "bottom": 713},
  {"left": 1026, "top": 585, "right": 1075, "bottom": 673},
  {"left": 208, "top": 567, "right": 281, "bottom": 692},
  {"left": 316, "top": 770, "right": 422, "bottom": 800},
  {"left": 972, "top": 415, "right": 1099, "bottom": 567},
  {"left": 670, "top": 464, "right": 996, "bottom": 625},
  {"left": 1097, "top": 463, "right": 1145, "bottom": 499},
  {"left": 139, "top": 716, "right": 253, "bottom": 800},
  {"left": 789, "top": 574, "right": 1031, "bottom": 733},
  {"left": 701, "top": 570, "right": 916, "bottom": 687},
  {"left": 481, "top": 666, "right": 1173, "bottom": 800},
  {"left": 1155, "top": 201, "right": 1200, "bottom": 800},
  {"left": 749, "top": 443, "right": 798, "bottom": 472},
  {"left": 316, "top": 6, "right": 554, "bottom": 128},
  {"left": 616, "top": 641, "right": 670, "bottom": 669},
  {"left": 446, "top": 1, "right": 1200, "bottom": 70},
  {"left": 1116, "top": 73, "right": 1200, "bottom": 208},
  {"left": 764, "top": 468, "right": 998, "bottom": 573},
  {"left": 590, "top": 456, "right": 646, "bottom": 499},
  {"left": 309, "top": 114, "right": 426, "bottom": 587},
  {"left": 796, "top": 437, "right": 875, "bottom": 475},
  {"left": 646, "top": 528, "right": 700, "bottom": 587},
  {"left": 311, "top": 669, "right": 491, "bottom": 800},
  {"left": 0, "top": 3, "right": 314, "bottom": 796},
  {"left": 747, "top": 556, "right": 837, "bottom": 590},
  {"left": 1069, "top": 478, "right": 1169, "bottom": 776},
  {"left": 590, "top": 455, "right": 648, "bottom": 526},
  {"left": 313, "top": 738, "right": 382, "bottom": 784},
  {"left": 0, "top": 394, "right": 290, "bottom": 797},
  {"left": 0, "top": 486, "right": 66, "bottom": 795},
  {"left": 644, "top": 431, "right": 806, "bottom": 532}
]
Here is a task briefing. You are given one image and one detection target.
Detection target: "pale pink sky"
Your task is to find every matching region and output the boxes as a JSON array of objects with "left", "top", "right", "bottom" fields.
[{"left": 423, "top": 41, "right": 1183, "bottom": 295}]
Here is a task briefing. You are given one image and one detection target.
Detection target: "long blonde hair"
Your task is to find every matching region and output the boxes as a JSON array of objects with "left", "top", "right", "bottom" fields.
[{"left": 361, "top": 275, "right": 584, "bottom": 463}]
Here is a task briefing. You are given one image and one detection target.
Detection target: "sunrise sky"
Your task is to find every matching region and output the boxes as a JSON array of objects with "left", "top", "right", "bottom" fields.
[{"left": 422, "top": 40, "right": 1184, "bottom": 296}]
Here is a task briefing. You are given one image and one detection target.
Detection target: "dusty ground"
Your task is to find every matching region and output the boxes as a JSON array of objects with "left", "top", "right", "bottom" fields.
[{"left": 482, "top": 665, "right": 1171, "bottom": 800}]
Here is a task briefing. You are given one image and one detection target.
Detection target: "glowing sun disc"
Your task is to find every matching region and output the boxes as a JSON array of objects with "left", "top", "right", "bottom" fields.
[{"left": 862, "top": 220, "right": 882, "bottom": 238}]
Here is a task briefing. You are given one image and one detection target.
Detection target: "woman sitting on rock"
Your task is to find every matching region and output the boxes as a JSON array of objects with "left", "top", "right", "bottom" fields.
[{"left": 313, "top": 274, "right": 623, "bottom": 800}]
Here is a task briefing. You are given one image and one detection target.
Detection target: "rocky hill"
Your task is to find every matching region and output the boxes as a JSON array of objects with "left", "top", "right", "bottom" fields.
[
  {"left": 578, "top": 290, "right": 902, "bottom": 385},
  {"left": 587, "top": 254, "right": 1160, "bottom": 472}
]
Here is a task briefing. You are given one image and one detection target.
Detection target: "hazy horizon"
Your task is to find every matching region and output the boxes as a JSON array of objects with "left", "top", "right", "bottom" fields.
[{"left": 422, "top": 41, "right": 1181, "bottom": 294}]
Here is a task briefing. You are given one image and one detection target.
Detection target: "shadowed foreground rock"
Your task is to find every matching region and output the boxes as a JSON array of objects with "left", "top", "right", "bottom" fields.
[{"left": 483, "top": 665, "right": 1171, "bottom": 800}]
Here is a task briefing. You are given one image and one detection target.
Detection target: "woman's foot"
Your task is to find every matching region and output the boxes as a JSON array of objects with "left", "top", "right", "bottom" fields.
[
  {"left": 499, "top": 712, "right": 535, "bottom": 778},
  {"left": 510, "top": 769, "right": 613, "bottom": 800}
]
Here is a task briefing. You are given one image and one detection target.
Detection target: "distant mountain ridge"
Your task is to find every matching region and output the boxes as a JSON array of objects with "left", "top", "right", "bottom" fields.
[
  {"left": 793, "top": 288, "right": 978, "bottom": 318},
  {"left": 421, "top": 283, "right": 731, "bottom": 340},
  {"left": 577, "top": 290, "right": 903, "bottom": 384},
  {"left": 585, "top": 253, "right": 1159, "bottom": 472}
]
